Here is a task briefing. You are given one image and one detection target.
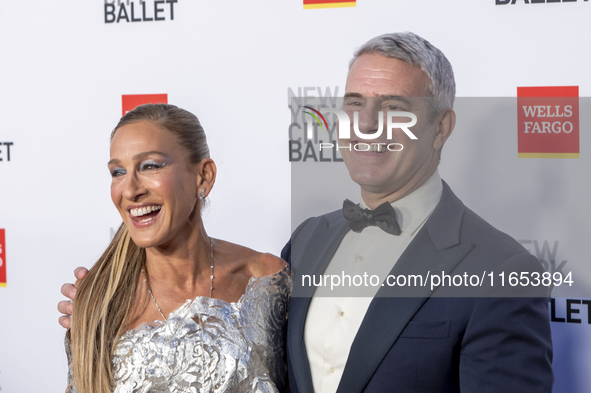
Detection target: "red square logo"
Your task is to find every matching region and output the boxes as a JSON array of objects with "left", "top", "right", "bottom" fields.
[
  {"left": 0, "top": 229, "right": 6, "bottom": 287},
  {"left": 517, "top": 86, "right": 579, "bottom": 158},
  {"left": 122, "top": 94, "right": 168, "bottom": 116}
]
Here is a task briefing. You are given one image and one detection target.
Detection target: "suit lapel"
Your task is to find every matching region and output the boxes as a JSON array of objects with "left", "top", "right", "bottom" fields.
[
  {"left": 336, "top": 181, "right": 473, "bottom": 393},
  {"left": 289, "top": 213, "right": 350, "bottom": 393}
]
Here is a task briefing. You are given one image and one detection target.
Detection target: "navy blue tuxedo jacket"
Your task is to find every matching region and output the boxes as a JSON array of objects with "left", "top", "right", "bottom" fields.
[{"left": 281, "top": 181, "right": 553, "bottom": 393}]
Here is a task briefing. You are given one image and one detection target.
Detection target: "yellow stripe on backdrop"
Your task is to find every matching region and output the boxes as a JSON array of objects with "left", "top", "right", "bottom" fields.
[
  {"left": 304, "top": 2, "right": 356, "bottom": 9},
  {"left": 518, "top": 153, "right": 580, "bottom": 159}
]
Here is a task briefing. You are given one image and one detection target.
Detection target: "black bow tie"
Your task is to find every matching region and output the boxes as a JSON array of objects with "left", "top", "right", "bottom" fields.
[{"left": 342, "top": 199, "right": 402, "bottom": 235}]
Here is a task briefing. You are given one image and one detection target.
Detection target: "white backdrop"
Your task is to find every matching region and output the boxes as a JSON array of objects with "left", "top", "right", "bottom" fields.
[{"left": 0, "top": 0, "right": 589, "bottom": 392}]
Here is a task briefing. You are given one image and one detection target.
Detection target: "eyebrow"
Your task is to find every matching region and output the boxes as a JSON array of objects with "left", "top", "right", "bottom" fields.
[
  {"left": 108, "top": 151, "right": 169, "bottom": 166},
  {"left": 343, "top": 93, "right": 413, "bottom": 106},
  {"left": 344, "top": 92, "right": 363, "bottom": 98}
]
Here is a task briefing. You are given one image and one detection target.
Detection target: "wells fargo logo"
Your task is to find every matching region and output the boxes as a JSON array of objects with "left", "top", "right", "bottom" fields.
[
  {"left": 0, "top": 229, "right": 6, "bottom": 287},
  {"left": 122, "top": 94, "right": 168, "bottom": 116},
  {"left": 304, "top": 0, "right": 356, "bottom": 9},
  {"left": 517, "top": 86, "right": 579, "bottom": 158}
]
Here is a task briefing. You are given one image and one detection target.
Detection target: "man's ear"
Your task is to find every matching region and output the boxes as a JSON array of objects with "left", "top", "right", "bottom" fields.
[
  {"left": 432, "top": 109, "right": 456, "bottom": 150},
  {"left": 196, "top": 158, "right": 217, "bottom": 198}
]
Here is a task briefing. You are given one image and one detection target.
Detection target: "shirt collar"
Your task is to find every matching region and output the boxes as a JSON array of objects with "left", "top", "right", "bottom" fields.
[{"left": 360, "top": 170, "right": 443, "bottom": 236}]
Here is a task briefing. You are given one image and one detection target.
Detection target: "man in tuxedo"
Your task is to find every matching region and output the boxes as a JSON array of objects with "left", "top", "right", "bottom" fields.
[
  {"left": 282, "top": 32, "right": 553, "bottom": 393},
  {"left": 58, "top": 31, "right": 552, "bottom": 393}
]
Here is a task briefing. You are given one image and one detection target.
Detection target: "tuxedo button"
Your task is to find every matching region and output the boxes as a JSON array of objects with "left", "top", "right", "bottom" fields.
[
  {"left": 356, "top": 256, "right": 364, "bottom": 262},
  {"left": 329, "top": 367, "right": 335, "bottom": 373},
  {"left": 339, "top": 311, "right": 345, "bottom": 317}
]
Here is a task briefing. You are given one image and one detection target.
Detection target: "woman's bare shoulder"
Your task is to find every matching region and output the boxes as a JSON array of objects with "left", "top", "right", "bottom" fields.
[
  {"left": 215, "top": 239, "right": 287, "bottom": 278},
  {"left": 248, "top": 252, "right": 288, "bottom": 278}
]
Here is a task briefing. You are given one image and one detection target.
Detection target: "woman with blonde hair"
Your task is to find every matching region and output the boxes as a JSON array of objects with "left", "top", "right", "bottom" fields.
[{"left": 64, "top": 104, "right": 290, "bottom": 393}]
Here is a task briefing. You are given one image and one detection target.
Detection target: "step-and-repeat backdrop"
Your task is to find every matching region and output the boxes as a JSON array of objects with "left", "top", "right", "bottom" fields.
[{"left": 0, "top": 1, "right": 588, "bottom": 392}]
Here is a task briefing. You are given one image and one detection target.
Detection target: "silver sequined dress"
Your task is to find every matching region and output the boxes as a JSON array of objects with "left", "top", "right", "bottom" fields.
[{"left": 67, "top": 266, "right": 291, "bottom": 393}]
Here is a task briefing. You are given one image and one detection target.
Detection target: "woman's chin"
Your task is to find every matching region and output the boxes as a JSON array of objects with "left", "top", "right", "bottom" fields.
[
  {"left": 130, "top": 236, "right": 160, "bottom": 249},
  {"left": 126, "top": 228, "right": 165, "bottom": 249}
]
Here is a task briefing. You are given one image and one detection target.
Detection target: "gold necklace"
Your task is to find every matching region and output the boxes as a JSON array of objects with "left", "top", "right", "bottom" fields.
[{"left": 142, "top": 237, "right": 214, "bottom": 320}]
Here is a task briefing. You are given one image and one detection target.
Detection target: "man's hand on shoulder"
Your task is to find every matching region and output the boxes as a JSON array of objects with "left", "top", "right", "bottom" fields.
[{"left": 57, "top": 266, "right": 88, "bottom": 328}]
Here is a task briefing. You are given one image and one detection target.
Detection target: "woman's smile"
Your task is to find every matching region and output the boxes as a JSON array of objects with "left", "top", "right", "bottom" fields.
[{"left": 128, "top": 204, "right": 163, "bottom": 227}]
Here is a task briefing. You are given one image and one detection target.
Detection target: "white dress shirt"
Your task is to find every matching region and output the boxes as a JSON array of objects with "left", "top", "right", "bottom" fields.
[{"left": 304, "top": 171, "right": 443, "bottom": 393}]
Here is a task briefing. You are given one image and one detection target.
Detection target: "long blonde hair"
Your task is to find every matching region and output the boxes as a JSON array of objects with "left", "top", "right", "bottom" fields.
[
  {"left": 67, "top": 224, "right": 144, "bottom": 393},
  {"left": 68, "top": 104, "right": 210, "bottom": 393}
]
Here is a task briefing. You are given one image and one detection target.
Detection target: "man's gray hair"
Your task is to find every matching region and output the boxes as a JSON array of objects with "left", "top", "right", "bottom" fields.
[{"left": 350, "top": 32, "right": 455, "bottom": 117}]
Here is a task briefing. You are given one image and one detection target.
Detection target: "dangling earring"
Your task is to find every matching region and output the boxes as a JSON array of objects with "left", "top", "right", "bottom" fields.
[{"left": 199, "top": 188, "right": 206, "bottom": 199}]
